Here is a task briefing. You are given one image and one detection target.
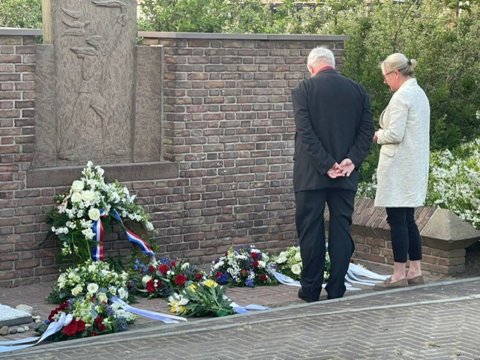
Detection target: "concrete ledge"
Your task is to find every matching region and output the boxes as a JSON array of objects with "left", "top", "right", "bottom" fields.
[
  {"left": 26, "top": 162, "right": 179, "bottom": 188},
  {"left": 0, "top": 27, "right": 42, "bottom": 36},
  {"left": 351, "top": 198, "right": 480, "bottom": 274},
  {"left": 420, "top": 208, "right": 480, "bottom": 250},
  {"left": 139, "top": 31, "right": 348, "bottom": 41}
]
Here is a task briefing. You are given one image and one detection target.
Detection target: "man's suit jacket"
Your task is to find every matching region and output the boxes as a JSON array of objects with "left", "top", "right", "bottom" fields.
[{"left": 292, "top": 69, "right": 374, "bottom": 193}]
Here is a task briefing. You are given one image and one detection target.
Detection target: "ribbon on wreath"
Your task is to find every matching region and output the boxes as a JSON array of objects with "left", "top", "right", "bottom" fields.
[
  {"left": 111, "top": 297, "right": 187, "bottom": 324},
  {"left": 0, "top": 313, "right": 73, "bottom": 353},
  {"left": 91, "top": 209, "right": 155, "bottom": 261},
  {"left": 91, "top": 210, "right": 108, "bottom": 261}
]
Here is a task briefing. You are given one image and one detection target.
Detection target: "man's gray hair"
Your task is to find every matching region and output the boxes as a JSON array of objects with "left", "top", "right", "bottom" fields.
[{"left": 307, "top": 47, "right": 335, "bottom": 69}]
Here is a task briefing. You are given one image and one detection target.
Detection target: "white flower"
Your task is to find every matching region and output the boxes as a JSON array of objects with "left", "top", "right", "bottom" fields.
[
  {"left": 71, "top": 192, "right": 82, "bottom": 203},
  {"left": 87, "top": 283, "right": 99, "bottom": 294},
  {"left": 95, "top": 166, "right": 105, "bottom": 176},
  {"left": 181, "top": 262, "right": 190, "bottom": 270},
  {"left": 88, "top": 208, "right": 101, "bottom": 221},
  {"left": 71, "top": 180, "right": 84, "bottom": 193},
  {"left": 276, "top": 254, "right": 287, "bottom": 264},
  {"left": 71, "top": 284, "right": 83, "bottom": 297},
  {"left": 142, "top": 275, "right": 152, "bottom": 285},
  {"left": 66, "top": 221, "right": 76, "bottom": 229},
  {"left": 294, "top": 252, "right": 302, "bottom": 262},
  {"left": 82, "top": 228, "right": 95, "bottom": 240},
  {"left": 87, "top": 161, "right": 93, "bottom": 168},
  {"left": 97, "top": 292, "right": 108, "bottom": 303},
  {"left": 291, "top": 264, "right": 302, "bottom": 275},
  {"left": 117, "top": 287, "right": 128, "bottom": 299},
  {"left": 145, "top": 222, "right": 154, "bottom": 231},
  {"left": 81, "top": 190, "right": 96, "bottom": 203},
  {"left": 57, "top": 273, "right": 67, "bottom": 289}
]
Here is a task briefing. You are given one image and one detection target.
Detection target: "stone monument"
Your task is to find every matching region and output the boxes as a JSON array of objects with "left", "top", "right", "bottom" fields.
[{"left": 34, "top": 0, "right": 163, "bottom": 168}]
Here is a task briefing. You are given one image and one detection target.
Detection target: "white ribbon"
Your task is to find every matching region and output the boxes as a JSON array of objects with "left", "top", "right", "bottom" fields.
[
  {"left": 269, "top": 263, "right": 388, "bottom": 291},
  {"left": 230, "top": 302, "right": 270, "bottom": 314},
  {"left": 110, "top": 296, "right": 187, "bottom": 324},
  {"left": 0, "top": 313, "right": 72, "bottom": 353}
]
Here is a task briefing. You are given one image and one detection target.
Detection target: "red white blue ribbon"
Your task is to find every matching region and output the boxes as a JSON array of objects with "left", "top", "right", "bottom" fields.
[
  {"left": 110, "top": 209, "right": 155, "bottom": 257},
  {"left": 91, "top": 211, "right": 108, "bottom": 261},
  {"left": 91, "top": 209, "right": 155, "bottom": 261}
]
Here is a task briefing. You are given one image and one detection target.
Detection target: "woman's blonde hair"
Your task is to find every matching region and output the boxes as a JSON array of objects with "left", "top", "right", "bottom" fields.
[{"left": 381, "top": 53, "right": 417, "bottom": 77}]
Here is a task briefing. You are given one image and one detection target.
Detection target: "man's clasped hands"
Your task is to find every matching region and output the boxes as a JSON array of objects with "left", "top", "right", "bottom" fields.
[{"left": 327, "top": 158, "right": 355, "bottom": 179}]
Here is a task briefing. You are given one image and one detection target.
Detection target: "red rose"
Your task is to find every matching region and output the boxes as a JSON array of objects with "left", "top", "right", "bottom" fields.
[
  {"left": 194, "top": 272, "right": 203, "bottom": 281},
  {"left": 94, "top": 316, "right": 106, "bottom": 332},
  {"left": 146, "top": 279, "right": 156, "bottom": 293},
  {"left": 148, "top": 265, "right": 156, "bottom": 273},
  {"left": 259, "top": 274, "right": 268, "bottom": 282},
  {"left": 158, "top": 264, "right": 169, "bottom": 275},
  {"left": 250, "top": 252, "right": 260, "bottom": 260},
  {"left": 76, "top": 319, "right": 86, "bottom": 333},
  {"left": 48, "top": 309, "right": 58, "bottom": 322},
  {"left": 215, "top": 271, "right": 222, "bottom": 278},
  {"left": 171, "top": 261, "right": 176, "bottom": 267},
  {"left": 62, "top": 320, "right": 79, "bottom": 337},
  {"left": 253, "top": 260, "right": 259, "bottom": 268},
  {"left": 174, "top": 274, "right": 187, "bottom": 286}
]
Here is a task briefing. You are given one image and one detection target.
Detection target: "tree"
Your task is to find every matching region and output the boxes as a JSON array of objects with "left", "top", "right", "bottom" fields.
[{"left": 0, "top": 0, "right": 42, "bottom": 29}]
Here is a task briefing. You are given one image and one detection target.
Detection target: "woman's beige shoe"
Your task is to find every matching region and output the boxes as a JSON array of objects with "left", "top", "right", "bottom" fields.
[
  {"left": 373, "top": 277, "right": 408, "bottom": 290},
  {"left": 407, "top": 275, "right": 424, "bottom": 285}
]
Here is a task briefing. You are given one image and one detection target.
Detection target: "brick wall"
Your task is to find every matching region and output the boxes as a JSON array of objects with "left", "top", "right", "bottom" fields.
[
  {"left": 0, "top": 29, "right": 347, "bottom": 287},
  {"left": 0, "top": 30, "right": 50, "bottom": 287}
]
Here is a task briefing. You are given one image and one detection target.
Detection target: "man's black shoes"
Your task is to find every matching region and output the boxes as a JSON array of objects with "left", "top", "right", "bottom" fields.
[{"left": 298, "top": 288, "right": 319, "bottom": 303}]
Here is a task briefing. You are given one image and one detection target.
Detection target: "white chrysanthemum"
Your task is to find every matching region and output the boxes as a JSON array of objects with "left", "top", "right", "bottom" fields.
[
  {"left": 87, "top": 283, "right": 99, "bottom": 294},
  {"left": 291, "top": 264, "right": 302, "bottom": 275}
]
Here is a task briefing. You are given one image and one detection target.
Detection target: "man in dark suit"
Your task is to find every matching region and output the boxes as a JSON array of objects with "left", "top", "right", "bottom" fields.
[{"left": 292, "top": 47, "right": 374, "bottom": 302}]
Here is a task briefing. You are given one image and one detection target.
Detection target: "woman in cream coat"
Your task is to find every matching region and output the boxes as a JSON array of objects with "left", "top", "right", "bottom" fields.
[{"left": 373, "top": 53, "right": 430, "bottom": 289}]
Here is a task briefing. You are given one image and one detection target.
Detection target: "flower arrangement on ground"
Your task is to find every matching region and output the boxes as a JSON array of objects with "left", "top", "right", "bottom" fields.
[
  {"left": 39, "top": 259, "right": 136, "bottom": 341},
  {"left": 210, "top": 246, "right": 277, "bottom": 287},
  {"left": 273, "top": 246, "right": 331, "bottom": 281},
  {"left": 47, "top": 259, "right": 130, "bottom": 304},
  {"left": 129, "top": 257, "right": 206, "bottom": 298},
  {"left": 47, "top": 161, "right": 155, "bottom": 263},
  {"left": 168, "top": 279, "right": 235, "bottom": 317}
]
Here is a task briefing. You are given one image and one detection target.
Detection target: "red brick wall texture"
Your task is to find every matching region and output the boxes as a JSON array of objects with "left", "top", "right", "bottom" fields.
[{"left": 1, "top": 32, "right": 457, "bottom": 287}]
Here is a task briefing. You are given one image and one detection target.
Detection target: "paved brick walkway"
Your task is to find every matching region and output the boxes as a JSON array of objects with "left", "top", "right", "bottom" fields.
[{"left": 1, "top": 276, "right": 480, "bottom": 359}]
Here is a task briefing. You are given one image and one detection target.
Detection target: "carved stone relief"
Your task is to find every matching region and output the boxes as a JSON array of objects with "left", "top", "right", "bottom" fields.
[{"left": 33, "top": 0, "right": 163, "bottom": 168}]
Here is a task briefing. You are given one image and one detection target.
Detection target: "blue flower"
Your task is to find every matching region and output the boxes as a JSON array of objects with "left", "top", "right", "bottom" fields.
[{"left": 245, "top": 279, "right": 254, "bottom": 287}]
